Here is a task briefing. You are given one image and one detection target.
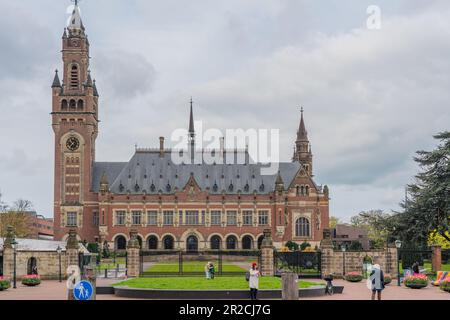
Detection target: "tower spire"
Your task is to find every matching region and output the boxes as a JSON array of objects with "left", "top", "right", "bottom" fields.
[
  {"left": 52, "top": 69, "right": 61, "bottom": 88},
  {"left": 68, "top": 0, "right": 85, "bottom": 34},
  {"left": 189, "top": 97, "right": 195, "bottom": 136},
  {"left": 297, "top": 106, "right": 308, "bottom": 141}
]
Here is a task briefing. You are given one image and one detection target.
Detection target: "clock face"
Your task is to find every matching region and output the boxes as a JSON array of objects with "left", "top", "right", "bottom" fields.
[
  {"left": 66, "top": 137, "right": 80, "bottom": 151},
  {"left": 71, "top": 39, "right": 80, "bottom": 47}
]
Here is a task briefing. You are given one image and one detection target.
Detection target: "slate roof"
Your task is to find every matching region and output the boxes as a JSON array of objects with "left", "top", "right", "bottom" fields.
[
  {"left": 91, "top": 150, "right": 312, "bottom": 195},
  {"left": 0, "top": 238, "right": 88, "bottom": 252}
]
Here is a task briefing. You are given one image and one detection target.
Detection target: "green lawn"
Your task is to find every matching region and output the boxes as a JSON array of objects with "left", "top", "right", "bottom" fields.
[
  {"left": 145, "top": 261, "right": 246, "bottom": 273},
  {"left": 98, "top": 257, "right": 126, "bottom": 270},
  {"left": 114, "top": 277, "right": 324, "bottom": 290}
]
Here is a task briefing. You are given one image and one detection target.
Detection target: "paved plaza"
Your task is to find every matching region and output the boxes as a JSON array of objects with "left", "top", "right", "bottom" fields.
[{"left": 0, "top": 278, "right": 448, "bottom": 300}]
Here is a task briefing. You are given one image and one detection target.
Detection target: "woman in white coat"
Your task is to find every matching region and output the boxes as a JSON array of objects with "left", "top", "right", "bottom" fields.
[{"left": 249, "top": 262, "right": 261, "bottom": 300}]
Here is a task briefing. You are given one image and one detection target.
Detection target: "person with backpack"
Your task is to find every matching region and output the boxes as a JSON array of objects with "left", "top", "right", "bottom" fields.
[
  {"left": 247, "top": 262, "right": 261, "bottom": 300},
  {"left": 369, "top": 263, "right": 385, "bottom": 300}
]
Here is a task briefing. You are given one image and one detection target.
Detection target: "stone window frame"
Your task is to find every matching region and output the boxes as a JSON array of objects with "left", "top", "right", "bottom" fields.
[
  {"left": 226, "top": 210, "right": 237, "bottom": 226},
  {"left": 67, "top": 212, "right": 77, "bottom": 227},
  {"left": 210, "top": 210, "right": 221, "bottom": 225},
  {"left": 131, "top": 210, "right": 142, "bottom": 225},
  {"left": 292, "top": 211, "right": 312, "bottom": 240},
  {"left": 185, "top": 210, "right": 200, "bottom": 225},
  {"left": 163, "top": 210, "right": 174, "bottom": 226},
  {"left": 115, "top": 210, "right": 126, "bottom": 226},
  {"left": 92, "top": 211, "right": 99, "bottom": 226},
  {"left": 257, "top": 210, "right": 269, "bottom": 226},
  {"left": 242, "top": 210, "right": 253, "bottom": 226},
  {"left": 147, "top": 210, "right": 158, "bottom": 226}
]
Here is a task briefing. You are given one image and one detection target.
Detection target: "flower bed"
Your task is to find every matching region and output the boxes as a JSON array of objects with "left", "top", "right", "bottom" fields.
[
  {"left": 384, "top": 274, "right": 392, "bottom": 285},
  {"left": 439, "top": 280, "right": 450, "bottom": 293},
  {"left": 345, "top": 272, "right": 363, "bottom": 282},
  {"left": 21, "top": 275, "right": 41, "bottom": 287},
  {"left": 404, "top": 274, "right": 428, "bottom": 289},
  {"left": 0, "top": 277, "right": 11, "bottom": 291}
]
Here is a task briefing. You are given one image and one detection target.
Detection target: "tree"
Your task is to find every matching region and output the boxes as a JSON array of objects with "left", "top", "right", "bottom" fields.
[
  {"left": 0, "top": 198, "right": 33, "bottom": 239},
  {"left": 350, "top": 210, "right": 393, "bottom": 249},
  {"left": 349, "top": 241, "right": 363, "bottom": 251},
  {"left": 393, "top": 132, "right": 450, "bottom": 246},
  {"left": 329, "top": 216, "right": 341, "bottom": 228}
]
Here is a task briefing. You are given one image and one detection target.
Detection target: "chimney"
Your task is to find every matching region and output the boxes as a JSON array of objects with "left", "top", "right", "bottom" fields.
[{"left": 159, "top": 137, "right": 165, "bottom": 157}]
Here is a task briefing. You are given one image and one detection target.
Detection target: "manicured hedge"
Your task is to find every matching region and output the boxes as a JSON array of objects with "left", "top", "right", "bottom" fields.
[{"left": 345, "top": 272, "right": 363, "bottom": 282}]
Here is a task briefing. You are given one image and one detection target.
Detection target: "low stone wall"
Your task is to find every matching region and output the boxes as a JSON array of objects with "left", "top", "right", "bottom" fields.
[
  {"left": 320, "top": 246, "right": 398, "bottom": 277},
  {"left": 2, "top": 249, "right": 68, "bottom": 280}
]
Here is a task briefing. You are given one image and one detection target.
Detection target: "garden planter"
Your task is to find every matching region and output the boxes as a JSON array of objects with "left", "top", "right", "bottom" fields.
[
  {"left": 405, "top": 283, "right": 427, "bottom": 289},
  {"left": 404, "top": 274, "right": 428, "bottom": 289},
  {"left": 0, "top": 280, "right": 11, "bottom": 291},
  {"left": 345, "top": 272, "right": 363, "bottom": 282},
  {"left": 21, "top": 275, "right": 41, "bottom": 287}
]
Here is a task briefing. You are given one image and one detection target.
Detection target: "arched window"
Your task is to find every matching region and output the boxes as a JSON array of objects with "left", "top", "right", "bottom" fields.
[
  {"left": 257, "top": 235, "right": 264, "bottom": 249},
  {"left": 27, "top": 257, "right": 37, "bottom": 275},
  {"left": 300, "top": 185, "right": 305, "bottom": 195},
  {"left": 305, "top": 185, "right": 309, "bottom": 196},
  {"left": 226, "top": 235, "right": 237, "bottom": 250},
  {"left": 70, "top": 64, "right": 79, "bottom": 89},
  {"left": 77, "top": 99, "right": 84, "bottom": 110},
  {"left": 115, "top": 235, "right": 126, "bottom": 250},
  {"left": 69, "top": 99, "right": 76, "bottom": 110},
  {"left": 61, "top": 100, "right": 68, "bottom": 110},
  {"left": 296, "top": 185, "right": 300, "bottom": 196},
  {"left": 242, "top": 236, "right": 253, "bottom": 250},
  {"left": 210, "top": 235, "right": 221, "bottom": 250},
  {"left": 186, "top": 235, "right": 198, "bottom": 252},
  {"left": 147, "top": 236, "right": 158, "bottom": 250},
  {"left": 163, "top": 235, "right": 174, "bottom": 250},
  {"left": 295, "top": 217, "right": 310, "bottom": 237}
]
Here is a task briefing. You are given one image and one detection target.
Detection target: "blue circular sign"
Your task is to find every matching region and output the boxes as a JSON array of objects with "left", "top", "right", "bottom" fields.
[{"left": 73, "top": 280, "right": 93, "bottom": 301}]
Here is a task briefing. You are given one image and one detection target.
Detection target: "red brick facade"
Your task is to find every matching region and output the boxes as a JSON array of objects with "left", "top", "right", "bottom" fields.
[{"left": 52, "top": 4, "right": 330, "bottom": 251}]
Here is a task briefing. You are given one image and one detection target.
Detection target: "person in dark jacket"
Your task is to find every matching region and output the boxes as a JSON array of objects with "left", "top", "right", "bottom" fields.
[
  {"left": 369, "top": 264, "right": 385, "bottom": 300},
  {"left": 412, "top": 261, "right": 420, "bottom": 274}
]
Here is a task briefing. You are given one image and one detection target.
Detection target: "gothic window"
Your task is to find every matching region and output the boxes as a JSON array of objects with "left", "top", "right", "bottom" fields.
[
  {"left": 226, "top": 211, "right": 237, "bottom": 226},
  {"left": 77, "top": 99, "right": 84, "bottom": 110},
  {"left": 258, "top": 210, "right": 269, "bottom": 225},
  {"left": 242, "top": 236, "right": 253, "bottom": 250},
  {"left": 186, "top": 235, "right": 198, "bottom": 252},
  {"left": 259, "top": 183, "right": 265, "bottom": 192},
  {"left": 147, "top": 211, "right": 157, "bottom": 225},
  {"left": 70, "top": 64, "right": 79, "bottom": 89},
  {"left": 300, "top": 185, "right": 305, "bottom": 195},
  {"left": 296, "top": 185, "right": 300, "bottom": 196},
  {"left": 210, "top": 211, "right": 221, "bottom": 225},
  {"left": 131, "top": 211, "right": 142, "bottom": 225},
  {"left": 69, "top": 99, "right": 76, "bottom": 110},
  {"left": 147, "top": 236, "right": 158, "bottom": 250},
  {"left": 115, "top": 236, "right": 126, "bottom": 250},
  {"left": 226, "top": 235, "right": 237, "bottom": 249},
  {"left": 244, "top": 183, "right": 249, "bottom": 192},
  {"left": 67, "top": 212, "right": 77, "bottom": 226},
  {"left": 242, "top": 210, "right": 253, "bottom": 225},
  {"left": 210, "top": 235, "right": 221, "bottom": 250},
  {"left": 163, "top": 211, "right": 174, "bottom": 225},
  {"left": 305, "top": 185, "right": 310, "bottom": 196},
  {"left": 93, "top": 212, "right": 99, "bottom": 226},
  {"left": 163, "top": 235, "right": 174, "bottom": 250},
  {"left": 115, "top": 211, "right": 126, "bottom": 225},
  {"left": 295, "top": 217, "right": 310, "bottom": 237},
  {"left": 61, "top": 100, "right": 68, "bottom": 110}
]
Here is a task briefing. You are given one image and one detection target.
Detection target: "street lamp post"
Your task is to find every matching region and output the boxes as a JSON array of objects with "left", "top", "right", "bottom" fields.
[
  {"left": 11, "top": 240, "right": 17, "bottom": 289},
  {"left": 395, "top": 239, "right": 402, "bottom": 286},
  {"left": 57, "top": 245, "right": 62, "bottom": 282},
  {"left": 341, "top": 245, "right": 346, "bottom": 277}
]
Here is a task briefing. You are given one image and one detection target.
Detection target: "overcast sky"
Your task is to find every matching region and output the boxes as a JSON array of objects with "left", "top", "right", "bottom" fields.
[{"left": 0, "top": 0, "right": 449, "bottom": 221}]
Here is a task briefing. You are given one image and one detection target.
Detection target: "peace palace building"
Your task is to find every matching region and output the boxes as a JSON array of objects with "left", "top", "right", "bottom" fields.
[{"left": 52, "top": 4, "right": 330, "bottom": 251}]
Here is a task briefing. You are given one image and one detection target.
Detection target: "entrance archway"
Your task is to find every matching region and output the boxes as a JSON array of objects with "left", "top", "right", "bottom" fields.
[
  {"left": 242, "top": 236, "right": 253, "bottom": 249},
  {"left": 147, "top": 236, "right": 158, "bottom": 250},
  {"left": 27, "top": 257, "right": 37, "bottom": 275},
  {"left": 115, "top": 235, "right": 127, "bottom": 250},
  {"left": 186, "top": 235, "right": 198, "bottom": 252},
  {"left": 210, "top": 235, "right": 221, "bottom": 250},
  {"left": 163, "top": 235, "right": 174, "bottom": 250}
]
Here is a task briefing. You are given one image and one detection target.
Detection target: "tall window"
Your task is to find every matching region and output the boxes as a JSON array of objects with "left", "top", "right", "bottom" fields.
[
  {"left": 93, "top": 212, "right": 99, "bottom": 226},
  {"left": 210, "top": 211, "right": 221, "bottom": 225},
  {"left": 115, "top": 211, "right": 126, "bottom": 225},
  {"left": 226, "top": 211, "right": 237, "bottom": 226},
  {"left": 147, "top": 211, "right": 157, "bottom": 225},
  {"left": 163, "top": 211, "right": 173, "bottom": 226},
  {"left": 185, "top": 211, "right": 199, "bottom": 225},
  {"left": 226, "top": 235, "right": 237, "bottom": 249},
  {"left": 295, "top": 217, "right": 310, "bottom": 237},
  {"left": 210, "top": 235, "right": 221, "bottom": 250},
  {"left": 70, "top": 64, "right": 79, "bottom": 89},
  {"left": 242, "top": 210, "right": 253, "bottom": 225},
  {"left": 67, "top": 212, "right": 77, "bottom": 227},
  {"left": 132, "top": 211, "right": 142, "bottom": 225},
  {"left": 258, "top": 210, "right": 269, "bottom": 225}
]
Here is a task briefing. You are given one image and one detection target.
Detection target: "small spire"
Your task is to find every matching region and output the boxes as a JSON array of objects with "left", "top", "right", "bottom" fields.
[
  {"left": 68, "top": 0, "right": 84, "bottom": 33},
  {"left": 93, "top": 79, "right": 99, "bottom": 96},
  {"left": 297, "top": 106, "right": 308, "bottom": 141},
  {"left": 52, "top": 69, "right": 61, "bottom": 88},
  {"left": 86, "top": 70, "right": 93, "bottom": 87},
  {"left": 188, "top": 97, "right": 195, "bottom": 136},
  {"left": 275, "top": 170, "right": 284, "bottom": 185},
  {"left": 62, "top": 28, "right": 67, "bottom": 39}
]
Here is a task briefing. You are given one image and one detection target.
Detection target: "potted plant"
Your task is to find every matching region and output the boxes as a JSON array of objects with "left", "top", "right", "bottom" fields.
[
  {"left": 0, "top": 277, "right": 11, "bottom": 291},
  {"left": 439, "top": 280, "right": 450, "bottom": 293},
  {"left": 384, "top": 274, "right": 392, "bottom": 285},
  {"left": 21, "top": 274, "right": 41, "bottom": 287},
  {"left": 345, "top": 272, "right": 363, "bottom": 282},
  {"left": 404, "top": 274, "right": 428, "bottom": 289}
]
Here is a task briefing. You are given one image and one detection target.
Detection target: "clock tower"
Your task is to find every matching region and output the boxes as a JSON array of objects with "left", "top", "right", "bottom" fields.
[{"left": 51, "top": 2, "right": 99, "bottom": 241}]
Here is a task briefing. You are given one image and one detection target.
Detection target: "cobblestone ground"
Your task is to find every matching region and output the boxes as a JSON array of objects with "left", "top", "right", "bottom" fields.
[{"left": 0, "top": 278, "right": 448, "bottom": 300}]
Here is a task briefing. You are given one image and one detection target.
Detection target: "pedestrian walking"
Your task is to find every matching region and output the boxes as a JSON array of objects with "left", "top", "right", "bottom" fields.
[
  {"left": 205, "top": 262, "right": 211, "bottom": 279},
  {"left": 248, "top": 262, "right": 261, "bottom": 300},
  {"left": 209, "top": 263, "right": 215, "bottom": 279},
  {"left": 369, "top": 263, "right": 385, "bottom": 300}
]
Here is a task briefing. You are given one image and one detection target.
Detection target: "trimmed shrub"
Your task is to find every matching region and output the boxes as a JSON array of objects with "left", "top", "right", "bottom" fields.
[
  {"left": 439, "top": 280, "right": 450, "bottom": 293},
  {"left": 0, "top": 277, "right": 11, "bottom": 291},
  {"left": 285, "top": 241, "right": 299, "bottom": 251},
  {"left": 345, "top": 272, "right": 363, "bottom": 282},
  {"left": 300, "top": 242, "right": 311, "bottom": 251},
  {"left": 384, "top": 274, "right": 392, "bottom": 285},
  {"left": 21, "top": 275, "right": 41, "bottom": 286}
]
